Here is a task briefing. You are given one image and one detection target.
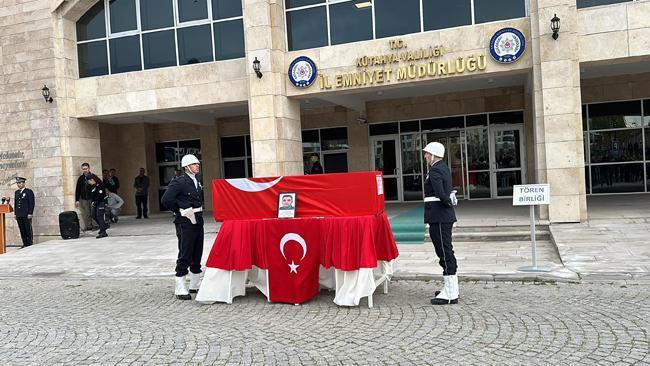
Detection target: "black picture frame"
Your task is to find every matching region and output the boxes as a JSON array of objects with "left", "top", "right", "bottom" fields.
[{"left": 277, "top": 192, "right": 297, "bottom": 218}]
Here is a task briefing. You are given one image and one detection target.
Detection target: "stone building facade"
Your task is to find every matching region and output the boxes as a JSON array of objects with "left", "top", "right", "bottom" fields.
[{"left": 1, "top": 0, "right": 650, "bottom": 244}]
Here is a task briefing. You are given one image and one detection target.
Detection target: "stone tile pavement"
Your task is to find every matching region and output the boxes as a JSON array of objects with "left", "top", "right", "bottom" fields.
[{"left": 0, "top": 279, "right": 648, "bottom": 365}]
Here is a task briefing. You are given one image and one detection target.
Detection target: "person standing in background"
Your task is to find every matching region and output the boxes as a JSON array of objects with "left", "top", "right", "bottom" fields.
[
  {"left": 87, "top": 174, "right": 109, "bottom": 239},
  {"left": 105, "top": 168, "right": 120, "bottom": 195},
  {"left": 74, "top": 163, "right": 94, "bottom": 231},
  {"left": 133, "top": 168, "right": 150, "bottom": 219},
  {"left": 13, "top": 177, "right": 35, "bottom": 248}
]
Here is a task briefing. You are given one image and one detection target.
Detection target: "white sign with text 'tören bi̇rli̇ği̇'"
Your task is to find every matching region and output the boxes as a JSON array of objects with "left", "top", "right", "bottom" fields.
[{"left": 512, "top": 184, "right": 550, "bottom": 206}]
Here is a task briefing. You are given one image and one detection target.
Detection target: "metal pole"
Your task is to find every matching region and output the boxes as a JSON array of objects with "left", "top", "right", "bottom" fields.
[{"left": 530, "top": 204, "right": 537, "bottom": 269}]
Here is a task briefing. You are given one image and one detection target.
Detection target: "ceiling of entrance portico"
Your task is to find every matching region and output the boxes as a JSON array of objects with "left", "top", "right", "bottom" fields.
[
  {"left": 580, "top": 58, "right": 650, "bottom": 80},
  {"left": 300, "top": 72, "right": 528, "bottom": 111},
  {"left": 92, "top": 103, "right": 248, "bottom": 125}
]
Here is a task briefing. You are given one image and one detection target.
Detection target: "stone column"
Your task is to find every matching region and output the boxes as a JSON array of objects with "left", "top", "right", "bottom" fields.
[
  {"left": 243, "top": 0, "right": 303, "bottom": 177},
  {"left": 530, "top": 0, "right": 587, "bottom": 223}
]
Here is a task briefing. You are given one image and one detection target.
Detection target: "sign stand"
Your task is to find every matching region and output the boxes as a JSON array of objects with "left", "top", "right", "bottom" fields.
[{"left": 513, "top": 184, "right": 551, "bottom": 273}]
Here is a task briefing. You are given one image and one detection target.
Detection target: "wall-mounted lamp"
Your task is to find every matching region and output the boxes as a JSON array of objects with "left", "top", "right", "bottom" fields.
[
  {"left": 551, "top": 14, "right": 560, "bottom": 40},
  {"left": 355, "top": 1, "right": 372, "bottom": 9},
  {"left": 41, "top": 85, "right": 53, "bottom": 103},
  {"left": 253, "top": 57, "right": 263, "bottom": 79}
]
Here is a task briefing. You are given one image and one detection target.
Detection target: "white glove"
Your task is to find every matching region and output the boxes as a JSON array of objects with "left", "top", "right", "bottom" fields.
[
  {"left": 179, "top": 207, "right": 197, "bottom": 224},
  {"left": 450, "top": 190, "right": 458, "bottom": 206}
]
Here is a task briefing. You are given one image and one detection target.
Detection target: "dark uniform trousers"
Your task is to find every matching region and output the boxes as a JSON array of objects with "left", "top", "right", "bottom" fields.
[
  {"left": 14, "top": 188, "right": 35, "bottom": 247},
  {"left": 175, "top": 216, "right": 204, "bottom": 277},
  {"left": 91, "top": 202, "right": 109, "bottom": 232},
  {"left": 161, "top": 173, "right": 204, "bottom": 278},
  {"left": 16, "top": 217, "right": 33, "bottom": 247},
  {"left": 424, "top": 160, "right": 458, "bottom": 276}
]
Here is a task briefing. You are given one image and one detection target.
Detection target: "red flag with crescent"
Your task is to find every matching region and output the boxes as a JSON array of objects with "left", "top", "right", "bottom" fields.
[{"left": 265, "top": 219, "right": 321, "bottom": 304}]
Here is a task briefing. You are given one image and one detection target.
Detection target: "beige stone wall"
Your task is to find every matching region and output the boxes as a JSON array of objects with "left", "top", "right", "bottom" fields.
[
  {"left": 578, "top": 1, "right": 650, "bottom": 63},
  {"left": 530, "top": 0, "right": 587, "bottom": 223},
  {"left": 244, "top": 0, "right": 303, "bottom": 177},
  {"left": 0, "top": 0, "right": 62, "bottom": 244}
]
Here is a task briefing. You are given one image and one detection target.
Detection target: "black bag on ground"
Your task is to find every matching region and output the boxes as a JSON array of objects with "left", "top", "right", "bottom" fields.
[{"left": 59, "top": 211, "right": 80, "bottom": 239}]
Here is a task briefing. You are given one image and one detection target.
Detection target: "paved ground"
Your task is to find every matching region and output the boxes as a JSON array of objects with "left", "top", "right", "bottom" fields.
[{"left": 0, "top": 279, "right": 648, "bottom": 365}]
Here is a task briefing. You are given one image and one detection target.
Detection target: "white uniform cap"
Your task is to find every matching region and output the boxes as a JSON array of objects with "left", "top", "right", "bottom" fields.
[
  {"left": 181, "top": 154, "right": 200, "bottom": 167},
  {"left": 423, "top": 142, "right": 445, "bottom": 158}
]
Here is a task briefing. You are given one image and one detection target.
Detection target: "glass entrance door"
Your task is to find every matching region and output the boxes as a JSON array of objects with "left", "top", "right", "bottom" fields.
[
  {"left": 423, "top": 131, "right": 466, "bottom": 198},
  {"left": 370, "top": 136, "right": 401, "bottom": 201},
  {"left": 490, "top": 125, "right": 525, "bottom": 197}
]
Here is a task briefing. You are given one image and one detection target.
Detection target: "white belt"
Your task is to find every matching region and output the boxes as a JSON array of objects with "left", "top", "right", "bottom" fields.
[{"left": 424, "top": 197, "right": 441, "bottom": 202}]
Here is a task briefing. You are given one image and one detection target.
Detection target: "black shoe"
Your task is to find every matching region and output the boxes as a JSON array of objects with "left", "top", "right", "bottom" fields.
[
  {"left": 143, "top": 215, "right": 148, "bottom": 219},
  {"left": 434, "top": 291, "right": 461, "bottom": 299},
  {"left": 113, "top": 217, "right": 118, "bottom": 223},
  {"left": 431, "top": 297, "right": 458, "bottom": 305},
  {"left": 176, "top": 294, "right": 191, "bottom": 300},
  {"left": 96, "top": 231, "right": 108, "bottom": 239},
  {"left": 136, "top": 216, "right": 141, "bottom": 219}
]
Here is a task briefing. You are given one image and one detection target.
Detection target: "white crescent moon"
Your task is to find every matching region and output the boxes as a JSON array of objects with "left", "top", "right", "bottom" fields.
[
  {"left": 279, "top": 233, "right": 307, "bottom": 260},
  {"left": 225, "top": 177, "right": 283, "bottom": 192}
]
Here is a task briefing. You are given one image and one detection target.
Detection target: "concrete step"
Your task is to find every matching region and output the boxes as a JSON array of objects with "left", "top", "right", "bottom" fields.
[{"left": 425, "top": 225, "right": 551, "bottom": 242}]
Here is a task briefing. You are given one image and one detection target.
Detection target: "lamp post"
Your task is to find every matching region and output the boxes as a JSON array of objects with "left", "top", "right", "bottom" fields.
[
  {"left": 253, "top": 57, "right": 263, "bottom": 79},
  {"left": 41, "top": 85, "right": 53, "bottom": 103},
  {"left": 551, "top": 14, "right": 560, "bottom": 40}
]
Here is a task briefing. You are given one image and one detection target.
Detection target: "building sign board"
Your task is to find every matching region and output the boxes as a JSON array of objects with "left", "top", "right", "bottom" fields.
[
  {"left": 512, "top": 184, "right": 550, "bottom": 206},
  {"left": 314, "top": 40, "right": 488, "bottom": 90}
]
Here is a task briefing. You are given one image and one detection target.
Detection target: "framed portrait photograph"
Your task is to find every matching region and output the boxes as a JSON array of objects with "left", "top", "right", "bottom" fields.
[{"left": 277, "top": 192, "right": 297, "bottom": 218}]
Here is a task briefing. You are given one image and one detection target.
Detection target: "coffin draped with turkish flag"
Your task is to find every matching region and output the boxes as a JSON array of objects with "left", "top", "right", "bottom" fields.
[{"left": 204, "top": 172, "right": 399, "bottom": 304}]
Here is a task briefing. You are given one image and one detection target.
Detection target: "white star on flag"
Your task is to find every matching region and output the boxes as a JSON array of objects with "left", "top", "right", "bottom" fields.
[{"left": 288, "top": 261, "right": 300, "bottom": 273}]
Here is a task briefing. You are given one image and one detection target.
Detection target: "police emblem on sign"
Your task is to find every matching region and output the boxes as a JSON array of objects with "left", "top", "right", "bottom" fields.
[
  {"left": 288, "top": 56, "right": 317, "bottom": 88},
  {"left": 489, "top": 28, "right": 526, "bottom": 64}
]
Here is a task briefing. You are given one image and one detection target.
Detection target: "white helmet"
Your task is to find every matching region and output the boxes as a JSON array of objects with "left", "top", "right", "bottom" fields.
[
  {"left": 423, "top": 142, "right": 445, "bottom": 158},
  {"left": 181, "top": 154, "right": 200, "bottom": 167}
]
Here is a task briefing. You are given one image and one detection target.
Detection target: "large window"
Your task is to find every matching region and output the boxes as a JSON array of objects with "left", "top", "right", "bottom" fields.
[
  {"left": 302, "top": 127, "right": 349, "bottom": 174},
  {"left": 583, "top": 99, "right": 650, "bottom": 194},
  {"left": 577, "top": 0, "right": 633, "bottom": 9},
  {"left": 76, "top": 0, "right": 245, "bottom": 78},
  {"left": 285, "top": 0, "right": 527, "bottom": 51},
  {"left": 220, "top": 135, "right": 252, "bottom": 178}
]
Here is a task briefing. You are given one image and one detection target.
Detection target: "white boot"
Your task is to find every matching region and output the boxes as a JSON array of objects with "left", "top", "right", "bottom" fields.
[
  {"left": 175, "top": 276, "right": 191, "bottom": 300},
  {"left": 189, "top": 272, "right": 202, "bottom": 293},
  {"left": 431, "top": 275, "right": 458, "bottom": 305}
]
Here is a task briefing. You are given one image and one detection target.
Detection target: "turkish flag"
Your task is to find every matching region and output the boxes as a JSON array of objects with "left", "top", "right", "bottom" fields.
[{"left": 265, "top": 218, "right": 321, "bottom": 304}]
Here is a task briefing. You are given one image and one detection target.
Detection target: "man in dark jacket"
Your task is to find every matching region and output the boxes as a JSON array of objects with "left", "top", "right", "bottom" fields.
[
  {"left": 87, "top": 174, "right": 109, "bottom": 239},
  {"left": 13, "top": 177, "right": 35, "bottom": 248},
  {"left": 106, "top": 168, "right": 120, "bottom": 194},
  {"left": 309, "top": 153, "right": 323, "bottom": 174},
  {"left": 161, "top": 154, "right": 203, "bottom": 300},
  {"left": 423, "top": 142, "right": 459, "bottom": 305},
  {"left": 133, "top": 168, "right": 150, "bottom": 219},
  {"left": 74, "top": 163, "right": 94, "bottom": 231}
]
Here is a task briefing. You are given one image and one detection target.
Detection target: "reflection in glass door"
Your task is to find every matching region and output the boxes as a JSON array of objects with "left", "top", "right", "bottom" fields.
[
  {"left": 370, "top": 136, "right": 401, "bottom": 201},
  {"left": 490, "top": 125, "right": 525, "bottom": 197},
  {"left": 423, "top": 131, "right": 466, "bottom": 198}
]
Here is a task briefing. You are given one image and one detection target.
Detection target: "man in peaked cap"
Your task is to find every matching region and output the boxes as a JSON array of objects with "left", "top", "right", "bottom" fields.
[{"left": 14, "top": 177, "right": 35, "bottom": 248}]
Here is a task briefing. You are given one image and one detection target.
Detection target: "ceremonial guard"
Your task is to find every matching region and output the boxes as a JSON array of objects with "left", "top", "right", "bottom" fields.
[
  {"left": 87, "top": 174, "right": 109, "bottom": 239},
  {"left": 161, "top": 154, "right": 204, "bottom": 300},
  {"left": 14, "top": 177, "right": 35, "bottom": 248},
  {"left": 423, "top": 142, "right": 459, "bottom": 305}
]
